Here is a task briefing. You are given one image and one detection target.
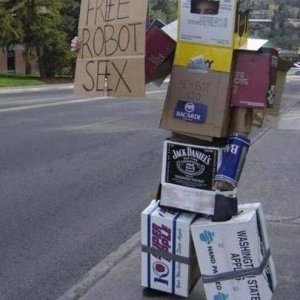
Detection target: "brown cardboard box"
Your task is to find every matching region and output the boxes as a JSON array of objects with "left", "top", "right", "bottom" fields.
[
  {"left": 229, "top": 107, "right": 252, "bottom": 134},
  {"left": 261, "top": 58, "right": 293, "bottom": 128},
  {"left": 160, "top": 65, "right": 232, "bottom": 138},
  {"left": 74, "top": 0, "right": 148, "bottom": 98},
  {"left": 266, "top": 58, "right": 293, "bottom": 115}
]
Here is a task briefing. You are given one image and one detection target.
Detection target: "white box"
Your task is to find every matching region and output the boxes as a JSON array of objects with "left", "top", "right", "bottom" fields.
[
  {"left": 141, "top": 200, "right": 200, "bottom": 297},
  {"left": 191, "top": 203, "right": 277, "bottom": 300},
  {"left": 160, "top": 140, "right": 236, "bottom": 214}
]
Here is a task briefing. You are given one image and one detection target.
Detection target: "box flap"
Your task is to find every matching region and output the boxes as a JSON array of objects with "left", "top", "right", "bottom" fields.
[
  {"left": 238, "top": 38, "right": 268, "bottom": 51},
  {"left": 162, "top": 20, "right": 178, "bottom": 41}
]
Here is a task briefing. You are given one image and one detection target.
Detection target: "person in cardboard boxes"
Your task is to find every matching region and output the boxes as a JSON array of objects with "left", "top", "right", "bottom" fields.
[
  {"left": 70, "top": 38, "right": 251, "bottom": 194},
  {"left": 191, "top": 0, "right": 219, "bottom": 15}
]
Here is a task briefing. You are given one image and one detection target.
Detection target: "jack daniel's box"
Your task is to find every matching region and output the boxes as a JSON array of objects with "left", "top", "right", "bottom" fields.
[
  {"left": 141, "top": 200, "right": 200, "bottom": 297},
  {"left": 160, "top": 140, "right": 236, "bottom": 214},
  {"left": 162, "top": 140, "right": 221, "bottom": 191},
  {"left": 191, "top": 203, "right": 277, "bottom": 300}
]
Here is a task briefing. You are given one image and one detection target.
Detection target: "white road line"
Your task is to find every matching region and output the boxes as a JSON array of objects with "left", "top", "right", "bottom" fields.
[
  {"left": 0, "top": 84, "right": 74, "bottom": 95},
  {"left": 0, "top": 90, "right": 167, "bottom": 113}
]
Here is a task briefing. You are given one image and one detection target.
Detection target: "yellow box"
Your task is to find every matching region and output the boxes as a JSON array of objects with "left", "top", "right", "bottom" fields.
[{"left": 175, "top": 0, "right": 250, "bottom": 72}]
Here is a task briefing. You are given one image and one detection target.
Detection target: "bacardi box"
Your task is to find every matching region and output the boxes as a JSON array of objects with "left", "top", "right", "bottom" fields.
[
  {"left": 191, "top": 203, "right": 277, "bottom": 300},
  {"left": 141, "top": 200, "right": 200, "bottom": 297},
  {"left": 159, "top": 65, "right": 232, "bottom": 138}
]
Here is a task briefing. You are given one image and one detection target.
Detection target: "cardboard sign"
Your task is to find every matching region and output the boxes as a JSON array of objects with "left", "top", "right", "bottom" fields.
[
  {"left": 191, "top": 203, "right": 277, "bottom": 300},
  {"left": 74, "top": 0, "right": 148, "bottom": 97},
  {"left": 141, "top": 200, "right": 200, "bottom": 297}
]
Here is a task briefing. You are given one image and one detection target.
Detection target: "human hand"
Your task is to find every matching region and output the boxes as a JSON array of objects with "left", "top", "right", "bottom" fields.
[
  {"left": 213, "top": 180, "right": 235, "bottom": 191},
  {"left": 70, "top": 36, "right": 81, "bottom": 52}
]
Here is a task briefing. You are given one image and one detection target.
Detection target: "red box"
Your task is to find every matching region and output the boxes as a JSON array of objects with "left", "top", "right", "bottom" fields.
[
  {"left": 145, "top": 21, "right": 176, "bottom": 83},
  {"left": 231, "top": 48, "right": 278, "bottom": 108}
]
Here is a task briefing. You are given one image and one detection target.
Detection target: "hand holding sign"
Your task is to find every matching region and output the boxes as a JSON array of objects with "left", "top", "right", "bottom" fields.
[{"left": 70, "top": 36, "right": 81, "bottom": 53}]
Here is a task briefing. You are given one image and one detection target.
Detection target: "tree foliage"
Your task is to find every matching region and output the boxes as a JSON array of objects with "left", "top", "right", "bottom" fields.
[
  {"left": 148, "top": 0, "right": 177, "bottom": 25},
  {"left": 250, "top": 0, "right": 300, "bottom": 51},
  {"left": 2, "top": 0, "right": 80, "bottom": 77},
  {"left": 0, "top": 2, "right": 22, "bottom": 48}
]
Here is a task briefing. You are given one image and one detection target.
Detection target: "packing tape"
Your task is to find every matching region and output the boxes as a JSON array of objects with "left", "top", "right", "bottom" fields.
[
  {"left": 141, "top": 244, "right": 191, "bottom": 265},
  {"left": 202, "top": 248, "right": 271, "bottom": 283}
]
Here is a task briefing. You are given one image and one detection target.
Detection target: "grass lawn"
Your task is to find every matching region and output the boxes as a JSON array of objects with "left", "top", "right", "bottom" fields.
[{"left": 0, "top": 73, "right": 44, "bottom": 87}]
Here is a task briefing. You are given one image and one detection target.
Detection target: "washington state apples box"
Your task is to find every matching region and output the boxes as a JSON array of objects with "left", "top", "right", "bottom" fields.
[
  {"left": 160, "top": 140, "right": 236, "bottom": 215},
  {"left": 141, "top": 200, "right": 200, "bottom": 297},
  {"left": 191, "top": 203, "right": 277, "bottom": 300}
]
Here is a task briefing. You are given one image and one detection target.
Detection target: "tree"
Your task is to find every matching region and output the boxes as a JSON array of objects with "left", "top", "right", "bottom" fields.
[
  {"left": 148, "top": 0, "right": 177, "bottom": 26},
  {"left": 0, "top": 3, "right": 22, "bottom": 48},
  {"left": 7, "top": 0, "right": 79, "bottom": 77}
]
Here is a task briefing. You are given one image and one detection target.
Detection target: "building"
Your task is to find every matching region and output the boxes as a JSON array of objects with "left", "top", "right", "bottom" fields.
[
  {"left": 0, "top": 0, "right": 40, "bottom": 74},
  {"left": 0, "top": 44, "right": 39, "bottom": 74}
]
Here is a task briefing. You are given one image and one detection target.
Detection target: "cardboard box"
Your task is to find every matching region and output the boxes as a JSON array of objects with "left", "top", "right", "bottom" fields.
[
  {"left": 231, "top": 48, "right": 279, "bottom": 108},
  {"left": 162, "top": 140, "right": 221, "bottom": 191},
  {"left": 249, "top": 57, "right": 293, "bottom": 128},
  {"left": 74, "top": 0, "right": 148, "bottom": 97},
  {"left": 263, "top": 58, "right": 294, "bottom": 127},
  {"left": 160, "top": 140, "right": 236, "bottom": 215},
  {"left": 178, "top": 0, "right": 249, "bottom": 48},
  {"left": 175, "top": 0, "right": 251, "bottom": 72},
  {"left": 191, "top": 203, "right": 277, "bottom": 300},
  {"left": 160, "top": 65, "right": 232, "bottom": 138},
  {"left": 145, "top": 21, "right": 176, "bottom": 83},
  {"left": 229, "top": 107, "right": 252, "bottom": 135},
  {"left": 141, "top": 200, "right": 200, "bottom": 297}
]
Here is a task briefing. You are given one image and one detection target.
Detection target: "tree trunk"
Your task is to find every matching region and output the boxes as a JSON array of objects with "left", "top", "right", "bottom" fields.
[
  {"left": 24, "top": 46, "right": 32, "bottom": 74},
  {"left": 36, "top": 45, "right": 46, "bottom": 78}
]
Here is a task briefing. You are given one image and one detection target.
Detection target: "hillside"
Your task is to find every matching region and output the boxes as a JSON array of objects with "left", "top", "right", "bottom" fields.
[{"left": 250, "top": 0, "right": 300, "bottom": 51}]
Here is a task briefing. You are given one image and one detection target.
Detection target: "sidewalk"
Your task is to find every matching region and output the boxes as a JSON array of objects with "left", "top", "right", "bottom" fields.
[{"left": 59, "top": 77, "right": 300, "bottom": 300}]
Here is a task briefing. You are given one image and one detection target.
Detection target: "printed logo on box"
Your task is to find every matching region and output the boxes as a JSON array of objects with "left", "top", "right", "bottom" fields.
[
  {"left": 214, "top": 292, "right": 229, "bottom": 300},
  {"left": 153, "top": 261, "right": 170, "bottom": 285},
  {"left": 164, "top": 142, "right": 219, "bottom": 190},
  {"left": 151, "top": 222, "right": 172, "bottom": 286},
  {"left": 187, "top": 55, "right": 213, "bottom": 73},
  {"left": 174, "top": 100, "right": 207, "bottom": 123},
  {"left": 200, "top": 230, "right": 215, "bottom": 244}
]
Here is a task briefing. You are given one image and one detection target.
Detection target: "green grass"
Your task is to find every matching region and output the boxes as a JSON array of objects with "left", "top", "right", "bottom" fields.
[{"left": 0, "top": 73, "right": 45, "bottom": 87}]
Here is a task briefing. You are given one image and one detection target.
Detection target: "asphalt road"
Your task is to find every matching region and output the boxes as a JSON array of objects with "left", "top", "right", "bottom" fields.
[
  {"left": 0, "top": 83, "right": 169, "bottom": 300},
  {"left": 0, "top": 76, "right": 299, "bottom": 300}
]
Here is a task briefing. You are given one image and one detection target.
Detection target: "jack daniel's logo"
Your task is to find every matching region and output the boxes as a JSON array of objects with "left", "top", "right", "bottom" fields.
[
  {"left": 165, "top": 143, "right": 218, "bottom": 190},
  {"left": 172, "top": 147, "right": 212, "bottom": 165},
  {"left": 172, "top": 147, "right": 212, "bottom": 176}
]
